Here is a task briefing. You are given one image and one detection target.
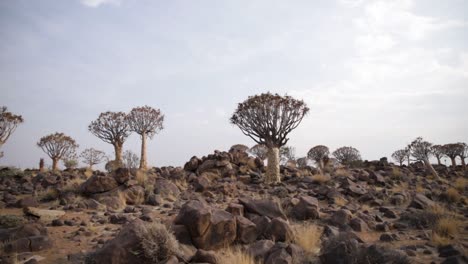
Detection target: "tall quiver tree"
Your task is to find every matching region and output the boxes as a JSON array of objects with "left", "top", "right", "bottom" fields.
[
  {"left": 230, "top": 93, "right": 309, "bottom": 183},
  {"left": 0, "top": 106, "right": 24, "bottom": 158},
  {"left": 89, "top": 112, "right": 130, "bottom": 164},
  {"left": 442, "top": 143, "right": 463, "bottom": 167},
  {"left": 409, "top": 137, "right": 440, "bottom": 180},
  {"left": 37, "top": 132, "right": 78, "bottom": 171},
  {"left": 307, "top": 145, "right": 330, "bottom": 171},
  {"left": 127, "top": 106, "right": 164, "bottom": 170},
  {"left": 80, "top": 148, "right": 107, "bottom": 170}
]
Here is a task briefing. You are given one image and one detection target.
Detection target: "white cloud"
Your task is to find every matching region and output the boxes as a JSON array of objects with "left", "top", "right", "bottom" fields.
[{"left": 80, "top": 0, "right": 120, "bottom": 8}]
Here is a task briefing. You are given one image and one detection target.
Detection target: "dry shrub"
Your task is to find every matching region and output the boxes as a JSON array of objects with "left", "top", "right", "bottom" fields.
[
  {"left": 415, "top": 184, "right": 425, "bottom": 193},
  {"left": 38, "top": 187, "right": 59, "bottom": 201},
  {"left": 433, "top": 218, "right": 460, "bottom": 238},
  {"left": 84, "top": 168, "right": 93, "bottom": 178},
  {"left": 311, "top": 174, "right": 330, "bottom": 184},
  {"left": 454, "top": 178, "right": 467, "bottom": 192},
  {"left": 136, "top": 222, "right": 179, "bottom": 263},
  {"left": 431, "top": 233, "right": 451, "bottom": 247},
  {"left": 446, "top": 188, "right": 461, "bottom": 203},
  {"left": 293, "top": 223, "right": 322, "bottom": 256},
  {"left": 117, "top": 190, "right": 127, "bottom": 207},
  {"left": 220, "top": 247, "right": 258, "bottom": 264},
  {"left": 62, "top": 178, "right": 85, "bottom": 193},
  {"left": 334, "top": 168, "right": 351, "bottom": 177}
]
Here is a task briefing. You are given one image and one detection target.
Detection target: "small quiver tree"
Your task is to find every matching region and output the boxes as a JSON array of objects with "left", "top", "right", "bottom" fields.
[
  {"left": 80, "top": 148, "right": 107, "bottom": 170},
  {"left": 391, "top": 149, "right": 407, "bottom": 166},
  {"left": 37, "top": 132, "right": 78, "bottom": 171},
  {"left": 230, "top": 93, "right": 309, "bottom": 183},
  {"left": 409, "top": 137, "right": 440, "bottom": 180},
  {"left": 0, "top": 106, "right": 24, "bottom": 158},
  {"left": 307, "top": 145, "right": 330, "bottom": 171},
  {"left": 332, "top": 146, "right": 361, "bottom": 166}
]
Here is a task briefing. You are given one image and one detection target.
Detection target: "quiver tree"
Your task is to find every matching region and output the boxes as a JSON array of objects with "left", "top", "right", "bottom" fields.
[
  {"left": 80, "top": 148, "right": 107, "bottom": 169},
  {"left": 296, "top": 157, "right": 309, "bottom": 168},
  {"left": 442, "top": 143, "right": 463, "bottom": 167},
  {"left": 127, "top": 106, "right": 164, "bottom": 170},
  {"left": 431, "top": 145, "right": 445, "bottom": 165},
  {"left": 391, "top": 149, "right": 407, "bottom": 166},
  {"left": 89, "top": 111, "right": 130, "bottom": 164},
  {"left": 307, "top": 145, "right": 330, "bottom": 171},
  {"left": 230, "top": 93, "right": 309, "bottom": 183},
  {"left": 0, "top": 106, "right": 24, "bottom": 158},
  {"left": 37, "top": 132, "right": 78, "bottom": 171},
  {"left": 249, "top": 144, "right": 268, "bottom": 161},
  {"left": 409, "top": 137, "right": 440, "bottom": 180},
  {"left": 62, "top": 151, "right": 78, "bottom": 169},
  {"left": 332, "top": 146, "right": 361, "bottom": 165},
  {"left": 459, "top": 143, "right": 467, "bottom": 167},
  {"left": 280, "top": 146, "right": 296, "bottom": 165}
]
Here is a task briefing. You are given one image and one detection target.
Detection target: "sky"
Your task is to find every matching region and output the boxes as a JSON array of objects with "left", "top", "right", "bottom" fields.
[{"left": 1, "top": 0, "right": 468, "bottom": 169}]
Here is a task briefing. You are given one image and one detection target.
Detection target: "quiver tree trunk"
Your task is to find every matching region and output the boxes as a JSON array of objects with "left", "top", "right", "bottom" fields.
[
  {"left": 461, "top": 158, "right": 466, "bottom": 168},
  {"left": 450, "top": 157, "right": 457, "bottom": 167},
  {"left": 114, "top": 143, "right": 123, "bottom": 163},
  {"left": 140, "top": 132, "right": 147, "bottom": 170},
  {"left": 52, "top": 158, "right": 59, "bottom": 171},
  {"left": 266, "top": 147, "right": 280, "bottom": 184},
  {"left": 436, "top": 157, "right": 441, "bottom": 166},
  {"left": 424, "top": 158, "right": 440, "bottom": 180}
]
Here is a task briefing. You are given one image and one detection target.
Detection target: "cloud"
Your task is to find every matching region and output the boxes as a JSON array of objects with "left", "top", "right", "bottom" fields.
[{"left": 80, "top": 0, "right": 120, "bottom": 8}]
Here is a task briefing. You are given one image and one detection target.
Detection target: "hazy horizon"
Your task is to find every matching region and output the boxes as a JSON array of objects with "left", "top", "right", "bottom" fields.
[{"left": 2, "top": 0, "right": 468, "bottom": 169}]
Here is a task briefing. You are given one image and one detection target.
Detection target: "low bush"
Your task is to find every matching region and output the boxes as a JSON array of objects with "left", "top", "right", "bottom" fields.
[{"left": 136, "top": 222, "right": 179, "bottom": 263}]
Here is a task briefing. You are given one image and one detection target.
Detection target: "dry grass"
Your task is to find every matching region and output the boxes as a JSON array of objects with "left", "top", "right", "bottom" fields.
[
  {"left": 135, "top": 170, "right": 148, "bottom": 185},
  {"left": 37, "top": 187, "right": 59, "bottom": 201},
  {"left": 292, "top": 223, "right": 322, "bottom": 256},
  {"left": 446, "top": 188, "right": 461, "bottom": 203},
  {"left": 311, "top": 174, "right": 331, "bottom": 184},
  {"left": 431, "top": 233, "right": 452, "bottom": 247},
  {"left": 415, "top": 184, "right": 425, "bottom": 193},
  {"left": 361, "top": 204, "right": 371, "bottom": 211},
  {"left": 428, "top": 203, "right": 463, "bottom": 247},
  {"left": 334, "top": 196, "right": 348, "bottom": 207},
  {"left": 62, "top": 178, "right": 85, "bottom": 193},
  {"left": 392, "top": 182, "right": 409, "bottom": 192},
  {"left": 84, "top": 168, "right": 93, "bottom": 178},
  {"left": 334, "top": 168, "right": 351, "bottom": 177},
  {"left": 391, "top": 167, "right": 402, "bottom": 179},
  {"left": 220, "top": 247, "right": 259, "bottom": 264},
  {"left": 117, "top": 190, "right": 127, "bottom": 207},
  {"left": 454, "top": 178, "right": 467, "bottom": 192}
]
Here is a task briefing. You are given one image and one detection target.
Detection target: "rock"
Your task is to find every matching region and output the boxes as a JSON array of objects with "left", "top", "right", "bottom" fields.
[
  {"left": 320, "top": 239, "right": 359, "bottom": 264},
  {"left": 194, "top": 175, "right": 211, "bottom": 192},
  {"left": 192, "top": 249, "right": 219, "bottom": 264},
  {"left": 154, "top": 179, "right": 180, "bottom": 199},
  {"left": 441, "top": 256, "right": 468, "bottom": 264},
  {"left": 16, "top": 197, "right": 39, "bottom": 208},
  {"left": 226, "top": 203, "right": 244, "bottom": 216},
  {"left": 81, "top": 174, "right": 119, "bottom": 194},
  {"left": 265, "top": 218, "right": 294, "bottom": 242},
  {"left": 109, "top": 214, "right": 130, "bottom": 225},
  {"left": 174, "top": 200, "right": 237, "bottom": 250},
  {"left": 247, "top": 240, "right": 275, "bottom": 261},
  {"left": 112, "top": 168, "right": 130, "bottom": 184},
  {"left": 23, "top": 207, "right": 65, "bottom": 223},
  {"left": 265, "top": 247, "right": 292, "bottom": 264},
  {"left": 291, "top": 196, "right": 319, "bottom": 220},
  {"left": 349, "top": 218, "right": 369, "bottom": 232},
  {"left": 408, "top": 193, "right": 434, "bottom": 210},
  {"left": 236, "top": 216, "right": 257, "bottom": 244},
  {"left": 439, "top": 245, "right": 461, "bottom": 258},
  {"left": 369, "top": 171, "right": 386, "bottom": 186},
  {"left": 330, "top": 209, "right": 352, "bottom": 227},
  {"left": 1, "top": 223, "right": 51, "bottom": 254},
  {"left": 86, "top": 220, "right": 145, "bottom": 264},
  {"left": 239, "top": 198, "right": 287, "bottom": 220},
  {"left": 379, "top": 233, "right": 394, "bottom": 242}
]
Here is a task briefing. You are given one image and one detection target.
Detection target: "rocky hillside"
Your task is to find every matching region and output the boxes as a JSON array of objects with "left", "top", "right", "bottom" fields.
[{"left": 0, "top": 148, "right": 467, "bottom": 264}]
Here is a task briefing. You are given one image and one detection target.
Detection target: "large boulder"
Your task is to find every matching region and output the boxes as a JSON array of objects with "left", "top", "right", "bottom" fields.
[
  {"left": 236, "top": 216, "right": 258, "bottom": 244},
  {"left": 408, "top": 193, "right": 434, "bottom": 210},
  {"left": 174, "top": 200, "right": 237, "bottom": 250},
  {"left": 239, "top": 198, "right": 287, "bottom": 220},
  {"left": 123, "top": 185, "right": 145, "bottom": 205},
  {"left": 265, "top": 218, "right": 294, "bottom": 242},
  {"left": 81, "top": 174, "right": 119, "bottom": 194},
  {"left": 23, "top": 207, "right": 65, "bottom": 223},
  {"left": 291, "top": 196, "right": 319, "bottom": 220},
  {"left": 154, "top": 179, "right": 180, "bottom": 199},
  {"left": 86, "top": 220, "right": 146, "bottom": 264},
  {"left": 1, "top": 223, "right": 52, "bottom": 254}
]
